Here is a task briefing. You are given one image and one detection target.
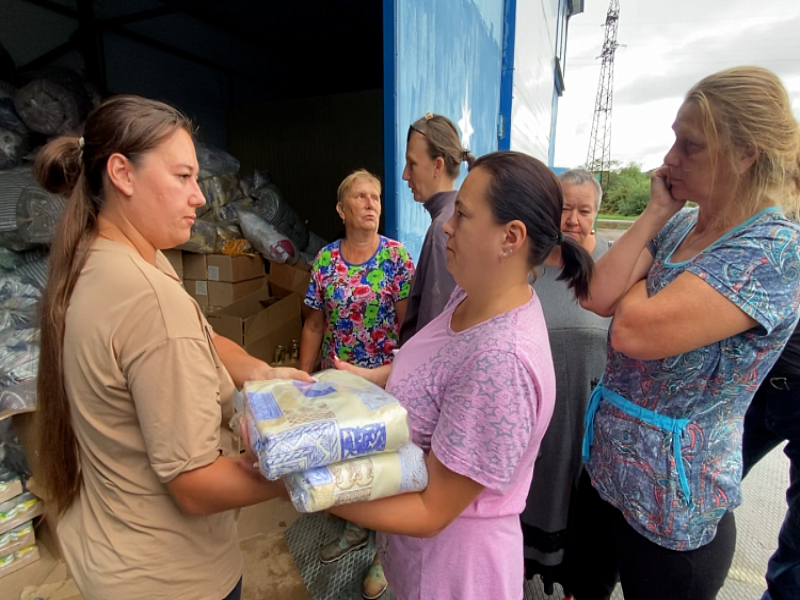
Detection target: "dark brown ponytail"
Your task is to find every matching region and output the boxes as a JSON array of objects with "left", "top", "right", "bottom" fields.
[
  {"left": 35, "top": 95, "right": 192, "bottom": 516},
  {"left": 474, "top": 151, "right": 594, "bottom": 301}
]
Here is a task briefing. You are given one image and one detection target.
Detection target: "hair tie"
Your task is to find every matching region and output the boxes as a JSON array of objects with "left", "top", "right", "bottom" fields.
[
  {"left": 78, "top": 136, "right": 84, "bottom": 149},
  {"left": 462, "top": 150, "right": 470, "bottom": 162},
  {"left": 424, "top": 112, "right": 433, "bottom": 120}
]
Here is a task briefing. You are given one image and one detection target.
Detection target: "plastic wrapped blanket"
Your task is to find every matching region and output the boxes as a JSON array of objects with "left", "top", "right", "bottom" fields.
[
  {"left": 16, "top": 187, "right": 68, "bottom": 244},
  {"left": 245, "top": 369, "right": 410, "bottom": 480},
  {"left": 237, "top": 209, "right": 296, "bottom": 264},
  {"left": 284, "top": 443, "right": 428, "bottom": 513}
]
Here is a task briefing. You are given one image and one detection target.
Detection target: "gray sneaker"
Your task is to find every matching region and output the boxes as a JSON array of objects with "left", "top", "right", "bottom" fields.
[{"left": 319, "top": 521, "right": 370, "bottom": 564}]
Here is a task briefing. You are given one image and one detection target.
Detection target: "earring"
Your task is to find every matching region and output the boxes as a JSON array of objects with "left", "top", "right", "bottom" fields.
[{"left": 500, "top": 250, "right": 511, "bottom": 261}]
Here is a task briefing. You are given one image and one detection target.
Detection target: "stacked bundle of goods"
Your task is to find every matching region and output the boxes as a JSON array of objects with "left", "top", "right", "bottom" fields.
[
  {"left": 244, "top": 369, "right": 428, "bottom": 513},
  {"left": 179, "top": 145, "right": 325, "bottom": 265}
]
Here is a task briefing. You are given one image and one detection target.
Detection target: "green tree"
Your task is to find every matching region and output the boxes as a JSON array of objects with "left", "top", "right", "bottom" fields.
[{"left": 600, "top": 162, "right": 651, "bottom": 216}]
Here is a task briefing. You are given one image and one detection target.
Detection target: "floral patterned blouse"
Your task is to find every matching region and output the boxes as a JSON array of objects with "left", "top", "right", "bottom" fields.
[{"left": 305, "top": 236, "right": 415, "bottom": 369}]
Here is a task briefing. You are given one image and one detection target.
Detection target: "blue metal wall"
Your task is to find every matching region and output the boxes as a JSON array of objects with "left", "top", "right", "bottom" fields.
[{"left": 383, "top": 0, "right": 505, "bottom": 261}]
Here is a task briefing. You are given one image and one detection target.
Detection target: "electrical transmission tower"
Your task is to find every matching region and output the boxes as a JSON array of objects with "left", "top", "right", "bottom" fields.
[{"left": 586, "top": 0, "right": 620, "bottom": 191}]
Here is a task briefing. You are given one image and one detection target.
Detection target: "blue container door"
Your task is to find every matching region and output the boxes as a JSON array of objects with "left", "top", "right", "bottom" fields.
[{"left": 383, "top": 0, "right": 506, "bottom": 261}]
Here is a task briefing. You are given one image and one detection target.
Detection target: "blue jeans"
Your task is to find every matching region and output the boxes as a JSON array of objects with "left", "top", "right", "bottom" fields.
[{"left": 742, "top": 376, "right": 800, "bottom": 600}]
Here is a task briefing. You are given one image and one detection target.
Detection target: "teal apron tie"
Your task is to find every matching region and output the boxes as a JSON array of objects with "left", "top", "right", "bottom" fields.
[{"left": 583, "top": 383, "right": 693, "bottom": 507}]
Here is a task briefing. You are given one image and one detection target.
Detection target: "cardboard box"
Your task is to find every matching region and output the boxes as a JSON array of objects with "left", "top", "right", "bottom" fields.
[
  {"left": 161, "top": 249, "right": 183, "bottom": 278},
  {"left": 182, "top": 253, "right": 208, "bottom": 280},
  {"left": 207, "top": 254, "right": 265, "bottom": 283},
  {"left": 184, "top": 280, "right": 209, "bottom": 309},
  {"left": 0, "top": 521, "right": 35, "bottom": 557},
  {"left": 269, "top": 261, "right": 312, "bottom": 299},
  {"left": 207, "top": 291, "right": 303, "bottom": 364},
  {"left": 0, "top": 494, "right": 43, "bottom": 536},
  {"left": 0, "top": 544, "right": 39, "bottom": 580},
  {"left": 0, "top": 478, "right": 22, "bottom": 505},
  {"left": 208, "top": 277, "right": 265, "bottom": 309}
]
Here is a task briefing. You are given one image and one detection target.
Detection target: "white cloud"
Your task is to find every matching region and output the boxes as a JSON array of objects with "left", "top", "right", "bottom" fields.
[{"left": 555, "top": 0, "right": 800, "bottom": 171}]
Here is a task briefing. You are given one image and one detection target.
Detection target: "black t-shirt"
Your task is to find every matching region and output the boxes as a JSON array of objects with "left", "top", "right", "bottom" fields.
[{"left": 770, "top": 320, "right": 800, "bottom": 376}]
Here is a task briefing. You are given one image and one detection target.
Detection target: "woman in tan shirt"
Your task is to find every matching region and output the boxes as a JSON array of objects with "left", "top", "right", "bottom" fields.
[{"left": 34, "top": 95, "right": 310, "bottom": 600}]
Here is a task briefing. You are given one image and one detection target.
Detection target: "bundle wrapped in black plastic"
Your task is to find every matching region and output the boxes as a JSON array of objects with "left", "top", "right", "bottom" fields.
[
  {"left": 13, "top": 67, "right": 92, "bottom": 135},
  {"left": 245, "top": 171, "right": 309, "bottom": 251},
  {"left": 0, "top": 248, "right": 47, "bottom": 275},
  {"left": 0, "top": 420, "right": 30, "bottom": 479},
  {"left": 0, "top": 167, "right": 33, "bottom": 233},
  {"left": 16, "top": 186, "right": 68, "bottom": 244},
  {"left": 0, "top": 128, "right": 29, "bottom": 171}
]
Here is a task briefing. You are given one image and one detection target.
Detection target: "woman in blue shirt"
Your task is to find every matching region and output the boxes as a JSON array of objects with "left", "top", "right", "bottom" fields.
[{"left": 572, "top": 66, "right": 800, "bottom": 600}]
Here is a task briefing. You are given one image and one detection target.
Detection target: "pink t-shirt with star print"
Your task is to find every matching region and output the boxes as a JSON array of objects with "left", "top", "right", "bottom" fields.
[{"left": 379, "top": 286, "right": 556, "bottom": 600}]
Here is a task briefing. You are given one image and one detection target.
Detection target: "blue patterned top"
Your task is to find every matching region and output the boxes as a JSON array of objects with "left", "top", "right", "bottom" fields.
[{"left": 586, "top": 207, "right": 800, "bottom": 550}]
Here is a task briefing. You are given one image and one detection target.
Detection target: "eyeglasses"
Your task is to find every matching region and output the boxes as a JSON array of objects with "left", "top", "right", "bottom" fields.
[
  {"left": 407, "top": 112, "right": 435, "bottom": 140},
  {"left": 408, "top": 123, "right": 427, "bottom": 138}
]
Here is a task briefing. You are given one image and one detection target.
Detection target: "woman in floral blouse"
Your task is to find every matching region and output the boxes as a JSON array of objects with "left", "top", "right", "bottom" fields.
[{"left": 299, "top": 168, "right": 414, "bottom": 598}]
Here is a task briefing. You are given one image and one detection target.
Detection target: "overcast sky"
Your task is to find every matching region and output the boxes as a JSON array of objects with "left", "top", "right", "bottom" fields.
[{"left": 554, "top": 0, "right": 800, "bottom": 171}]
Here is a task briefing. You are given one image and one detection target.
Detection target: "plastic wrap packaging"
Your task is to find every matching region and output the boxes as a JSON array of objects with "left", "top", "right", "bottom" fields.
[
  {"left": 195, "top": 143, "right": 240, "bottom": 177},
  {"left": 237, "top": 209, "right": 296, "bottom": 264},
  {"left": 249, "top": 176, "right": 309, "bottom": 251},
  {"left": 197, "top": 173, "right": 246, "bottom": 222},
  {"left": 0, "top": 422, "right": 30, "bottom": 478},
  {"left": 176, "top": 219, "right": 251, "bottom": 255},
  {"left": 16, "top": 186, "right": 67, "bottom": 244},
  {"left": 13, "top": 255, "right": 48, "bottom": 290},
  {"left": 13, "top": 67, "right": 92, "bottom": 135},
  {"left": 245, "top": 369, "right": 411, "bottom": 480},
  {"left": 0, "top": 128, "right": 29, "bottom": 171},
  {"left": 0, "top": 492, "right": 39, "bottom": 528},
  {"left": 0, "top": 276, "right": 41, "bottom": 330},
  {"left": 0, "top": 167, "right": 34, "bottom": 233},
  {"left": 0, "top": 248, "right": 47, "bottom": 276},
  {"left": 284, "top": 443, "right": 428, "bottom": 513},
  {"left": 0, "top": 99, "right": 28, "bottom": 137}
]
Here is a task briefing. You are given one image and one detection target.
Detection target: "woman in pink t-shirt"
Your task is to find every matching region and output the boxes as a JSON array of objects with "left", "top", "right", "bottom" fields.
[{"left": 332, "top": 152, "right": 594, "bottom": 600}]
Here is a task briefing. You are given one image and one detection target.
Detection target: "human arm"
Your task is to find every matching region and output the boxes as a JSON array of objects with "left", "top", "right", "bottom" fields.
[
  {"left": 299, "top": 308, "right": 325, "bottom": 373},
  {"left": 610, "top": 275, "right": 759, "bottom": 360},
  {"left": 581, "top": 167, "right": 685, "bottom": 316},
  {"left": 332, "top": 356, "right": 392, "bottom": 387},
  {"left": 213, "top": 332, "right": 312, "bottom": 386},
  {"left": 166, "top": 454, "right": 286, "bottom": 516},
  {"left": 329, "top": 450, "right": 483, "bottom": 537}
]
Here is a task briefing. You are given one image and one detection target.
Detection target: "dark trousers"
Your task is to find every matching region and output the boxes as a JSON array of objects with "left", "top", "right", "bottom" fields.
[
  {"left": 742, "top": 376, "right": 800, "bottom": 600},
  {"left": 565, "top": 470, "right": 736, "bottom": 600},
  {"left": 222, "top": 578, "right": 242, "bottom": 600}
]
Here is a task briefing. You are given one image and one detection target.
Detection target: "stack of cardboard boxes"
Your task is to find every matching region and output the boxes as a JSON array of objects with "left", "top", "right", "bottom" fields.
[
  {"left": 0, "top": 466, "right": 42, "bottom": 579},
  {"left": 162, "top": 250, "right": 312, "bottom": 368},
  {"left": 178, "top": 253, "right": 266, "bottom": 310}
]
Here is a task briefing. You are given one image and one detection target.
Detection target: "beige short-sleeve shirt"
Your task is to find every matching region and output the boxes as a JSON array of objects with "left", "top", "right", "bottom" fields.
[{"left": 58, "top": 239, "right": 241, "bottom": 600}]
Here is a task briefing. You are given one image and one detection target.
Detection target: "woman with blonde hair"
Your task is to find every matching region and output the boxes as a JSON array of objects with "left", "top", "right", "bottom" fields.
[
  {"left": 35, "top": 95, "right": 310, "bottom": 600},
  {"left": 299, "top": 169, "right": 414, "bottom": 599},
  {"left": 572, "top": 66, "right": 800, "bottom": 599}
]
